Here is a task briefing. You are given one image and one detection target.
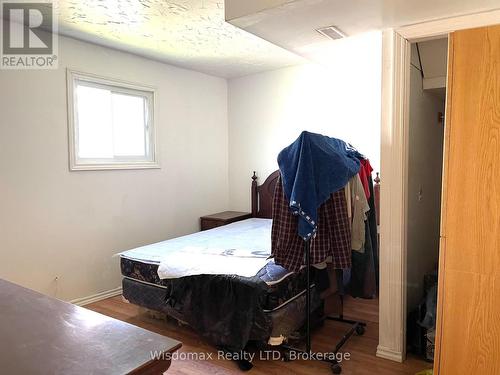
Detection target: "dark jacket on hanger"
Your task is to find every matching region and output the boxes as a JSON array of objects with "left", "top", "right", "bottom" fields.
[{"left": 277, "top": 131, "right": 361, "bottom": 240}]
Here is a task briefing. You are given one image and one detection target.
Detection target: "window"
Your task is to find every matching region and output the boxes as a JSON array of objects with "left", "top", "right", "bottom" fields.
[{"left": 67, "top": 70, "right": 158, "bottom": 170}]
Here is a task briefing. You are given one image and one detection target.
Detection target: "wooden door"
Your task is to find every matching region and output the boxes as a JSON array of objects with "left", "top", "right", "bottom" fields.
[{"left": 435, "top": 25, "right": 500, "bottom": 375}]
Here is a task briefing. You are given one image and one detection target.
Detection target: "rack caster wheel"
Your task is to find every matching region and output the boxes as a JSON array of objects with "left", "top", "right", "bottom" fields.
[
  {"left": 355, "top": 325, "right": 365, "bottom": 336},
  {"left": 331, "top": 363, "right": 342, "bottom": 374},
  {"left": 281, "top": 352, "right": 291, "bottom": 362}
]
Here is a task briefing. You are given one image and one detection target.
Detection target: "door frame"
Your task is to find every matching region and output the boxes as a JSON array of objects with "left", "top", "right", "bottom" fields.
[{"left": 378, "top": 9, "right": 500, "bottom": 363}]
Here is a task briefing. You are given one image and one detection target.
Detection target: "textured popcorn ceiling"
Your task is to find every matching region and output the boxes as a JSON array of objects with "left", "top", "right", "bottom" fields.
[{"left": 56, "top": 0, "right": 304, "bottom": 78}]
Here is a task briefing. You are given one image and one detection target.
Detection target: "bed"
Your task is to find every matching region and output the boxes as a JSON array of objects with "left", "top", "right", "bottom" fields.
[{"left": 120, "top": 171, "right": 324, "bottom": 352}]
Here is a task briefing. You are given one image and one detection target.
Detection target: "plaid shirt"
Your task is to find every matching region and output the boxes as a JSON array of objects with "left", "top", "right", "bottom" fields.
[{"left": 271, "top": 175, "right": 352, "bottom": 272}]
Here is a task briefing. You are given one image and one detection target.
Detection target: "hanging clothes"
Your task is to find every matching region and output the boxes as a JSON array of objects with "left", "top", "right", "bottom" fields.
[
  {"left": 271, "top": 175, "right": 352, "bottom": 272},
  {"left": 348, "top": 173, "right": 379, "bottom": 299},
  {"left": 358, "top": 159, "right": 374, "bottom": 200},
  {"left": 271, "top": 130, "right": 379, "bottom": 299},
  {"left": 349, "top": 174, "right": 370, "bottom": 253},
  {"left": 277, "top": 131, "right": 361, "bottom": 240},
  {"left": 366, "top": 174, "right": 380, "bottom": 289}
]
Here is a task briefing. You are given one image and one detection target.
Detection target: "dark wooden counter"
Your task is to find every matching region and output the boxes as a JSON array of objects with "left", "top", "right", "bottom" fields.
[{"left": 0, "top": 279, "right": 181, "bottom": 374}]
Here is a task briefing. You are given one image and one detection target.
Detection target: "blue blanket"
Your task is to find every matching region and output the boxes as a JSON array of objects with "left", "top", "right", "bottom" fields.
[{"left": 277, "top": 131, "right": 361, "bottom": 240}]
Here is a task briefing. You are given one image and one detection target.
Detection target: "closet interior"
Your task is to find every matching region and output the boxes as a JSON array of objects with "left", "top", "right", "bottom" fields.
[{"left": 406, "top": 37, "right": 448, "bottom": 363}]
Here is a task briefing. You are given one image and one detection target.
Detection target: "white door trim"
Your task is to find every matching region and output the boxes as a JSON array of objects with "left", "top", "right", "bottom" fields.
[
  {"left": 378, "top": 29, "right": 410, "bottom": 363},
  {"left": 379, "top": 9, "right": 500, "bottom": 362},
  {"left": 398, "top": 8, "right": 500, "bottom": 41}
]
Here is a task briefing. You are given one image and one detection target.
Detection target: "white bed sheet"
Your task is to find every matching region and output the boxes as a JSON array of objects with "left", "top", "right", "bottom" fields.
[{"left": 120, "top": 218, "right": 272, "bottom": 279}]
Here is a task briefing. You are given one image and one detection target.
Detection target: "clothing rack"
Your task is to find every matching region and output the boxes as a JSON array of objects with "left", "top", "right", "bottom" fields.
[
  {"left": 281, "top": 239, "right": 366, "bottom": 375},
  {"left": 267, "top": 132, "right": 378, "bottom": 374}
]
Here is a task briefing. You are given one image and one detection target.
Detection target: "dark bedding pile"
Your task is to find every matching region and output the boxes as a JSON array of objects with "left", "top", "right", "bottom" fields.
[{"left": 166, "top": 274, "right": 272, "bottom": 351}]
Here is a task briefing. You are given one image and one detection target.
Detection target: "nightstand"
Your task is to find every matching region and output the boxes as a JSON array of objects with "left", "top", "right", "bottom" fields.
[{"left": 200, "top": 211, "right": 252, "bottom": 231}]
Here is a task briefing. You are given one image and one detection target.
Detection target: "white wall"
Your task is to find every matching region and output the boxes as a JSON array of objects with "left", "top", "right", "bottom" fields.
[
  {"left": 228, "top": 32, "right": 382, "bottom": 211},
  {"left": 406, "top": 44, "right": 445, "bottom": 312},
  {"left": 0, "top": 35, "right": 229, "bottom": 301}
]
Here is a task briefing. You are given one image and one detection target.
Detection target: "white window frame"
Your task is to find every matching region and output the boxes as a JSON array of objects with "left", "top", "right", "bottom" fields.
[{"left": 67, "top": 69, "right": 159, "bottom": 171}]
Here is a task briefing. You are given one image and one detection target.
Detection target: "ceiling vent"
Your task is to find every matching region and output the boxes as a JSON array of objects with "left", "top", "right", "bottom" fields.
[{"left": 316, "top": 26, "right": 346, "bottom": 40}]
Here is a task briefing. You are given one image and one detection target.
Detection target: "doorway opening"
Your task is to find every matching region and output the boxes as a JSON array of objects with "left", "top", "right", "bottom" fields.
[{"left": 405, "top": 36, "right": 448, "bottom": 364}]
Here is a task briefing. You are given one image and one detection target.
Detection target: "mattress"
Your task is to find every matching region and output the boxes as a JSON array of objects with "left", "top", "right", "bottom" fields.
[{"left": 120, "top": 219, "right": 310, "bottom": 311}]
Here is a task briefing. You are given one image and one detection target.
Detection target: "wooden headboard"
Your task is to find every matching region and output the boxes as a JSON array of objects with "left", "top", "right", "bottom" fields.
[
  {"left": 250, "top": 169, "right": 381, "bottom": 221},
  {"left": 251, "top": 170, "right": 280, "bottom": 219}
]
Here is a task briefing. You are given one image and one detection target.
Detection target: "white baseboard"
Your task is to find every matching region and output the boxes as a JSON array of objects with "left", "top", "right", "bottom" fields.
[
  {"left": 70, "top": 286, "right": 122, "bottom": 306},
  {"left": 376, "top": 345, "right": 404, "bottom": 363}
]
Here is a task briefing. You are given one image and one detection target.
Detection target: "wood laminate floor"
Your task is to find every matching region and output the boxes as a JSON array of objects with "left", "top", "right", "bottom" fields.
[{"left": 87, "top": 296, "right": 432, "bottom": 375}]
